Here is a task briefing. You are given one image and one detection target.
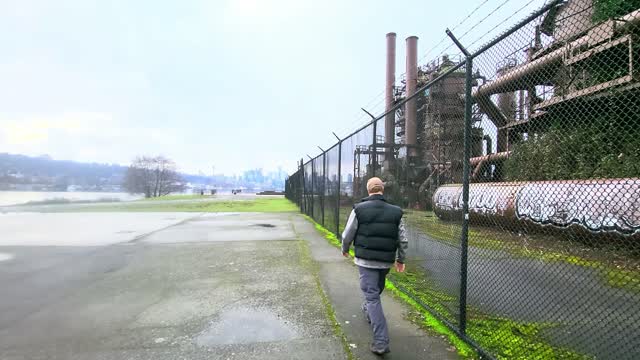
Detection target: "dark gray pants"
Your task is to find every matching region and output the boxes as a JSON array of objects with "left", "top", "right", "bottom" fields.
[{"left": 358, "top": 266, "right": 391, "bottom": 347}]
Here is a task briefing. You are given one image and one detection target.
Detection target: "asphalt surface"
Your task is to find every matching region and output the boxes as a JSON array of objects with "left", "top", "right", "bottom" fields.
[
  {"left": 404, "top": 225, "right": 640, "bottom": 359},
  {"left": 0, "top": 210, "right": 458, "bottom": 360},
  {"left": 0, "top": 212, "right": 344, "bottom": 360}
]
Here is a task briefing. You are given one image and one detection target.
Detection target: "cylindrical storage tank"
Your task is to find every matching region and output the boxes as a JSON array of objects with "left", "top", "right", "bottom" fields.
[{"left": 432, "top": 179, "right": 640, "bottom": 241}]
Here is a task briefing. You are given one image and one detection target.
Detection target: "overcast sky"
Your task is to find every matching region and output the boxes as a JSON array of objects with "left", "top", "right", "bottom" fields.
[{"left": 0, "top": 0, "right": 546, "bottom": 175}]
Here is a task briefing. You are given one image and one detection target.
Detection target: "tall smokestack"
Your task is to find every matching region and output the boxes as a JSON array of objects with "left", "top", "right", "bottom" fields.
[
  {"left": 405, "top": 36, "right": 418, "bottom": 156},
  {"left": 385, "top": 33, "right": 396, "bottom": 157}
]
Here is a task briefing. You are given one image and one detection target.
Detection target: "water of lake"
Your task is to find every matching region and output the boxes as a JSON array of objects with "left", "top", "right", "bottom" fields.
[{"left": 0, "top": 191, "right": 142, "bottom": 207}]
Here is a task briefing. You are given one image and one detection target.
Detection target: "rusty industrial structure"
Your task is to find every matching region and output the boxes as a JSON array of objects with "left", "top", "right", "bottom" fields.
[{"left": 350, "top": 0, "right": 640, "bottom": 237}]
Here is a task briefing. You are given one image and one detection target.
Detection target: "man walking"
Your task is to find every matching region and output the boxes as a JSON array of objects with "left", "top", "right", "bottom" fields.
[{"left": 341, "top": 177, "right": 407, "bottom": 355}]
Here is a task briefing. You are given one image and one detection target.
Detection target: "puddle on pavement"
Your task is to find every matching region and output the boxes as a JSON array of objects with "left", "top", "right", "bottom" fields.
[
  {"left": 252, "top": 223, "right": 276, "bottom": 228},
  {"left": 115, "top": 230, "right": 136, "bottom": 234},
  {"left": 195, "top": 307, "right": 299, "bottom": 346},
  {"left": 0, "top": 253, "right": 14, "bottom": 262}
]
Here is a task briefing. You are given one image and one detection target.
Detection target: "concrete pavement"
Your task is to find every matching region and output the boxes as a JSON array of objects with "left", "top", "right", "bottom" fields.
[
  {"left": 0, "top": 210, "right": 459, "bottom": 360},
  {"left": 0, "top": 212, "right": 344, "bottom": 360}
]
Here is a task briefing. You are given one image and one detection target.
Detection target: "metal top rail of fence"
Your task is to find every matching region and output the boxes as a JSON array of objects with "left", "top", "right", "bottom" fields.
[{"left": 287, "top": 0, "right": 640, "bottom": 358}]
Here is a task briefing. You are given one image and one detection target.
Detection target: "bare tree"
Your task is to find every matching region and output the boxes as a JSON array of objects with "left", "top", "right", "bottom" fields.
[{"left": 123, "top": 156, "right": 185, "bottom": 198}]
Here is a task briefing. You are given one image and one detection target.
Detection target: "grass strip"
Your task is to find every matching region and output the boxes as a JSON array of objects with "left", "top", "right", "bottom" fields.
[{"left": 42, "top": 197, "right": 299, "bottom": 213}]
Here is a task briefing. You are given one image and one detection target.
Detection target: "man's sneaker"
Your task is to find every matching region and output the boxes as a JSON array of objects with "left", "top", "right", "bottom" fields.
[
  {"left": 370, "top": 343, "right": 390, "bottom": 356},
  {"left": 361, "top": 302, "right": 371, "bottom": 324}
]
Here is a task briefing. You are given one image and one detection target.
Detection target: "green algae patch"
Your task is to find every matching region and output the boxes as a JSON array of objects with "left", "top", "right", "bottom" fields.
[
  {"left": 48, "top": 197, "right": 298, "bottom": 213},
  {"left": 467, "top": 317, "right": 592, "bottom": 360},
  {"left": 405, "top": 210, "right": 640, "bottom": 293},
  {"left": 139, "top": 194, "right": 215, "bottom": 201},
  {"left": 390, "top": 264, "right": 591, "bottom": 359},
  {"left": 385, "top": 281, "right": 476, "bottom": 358}
]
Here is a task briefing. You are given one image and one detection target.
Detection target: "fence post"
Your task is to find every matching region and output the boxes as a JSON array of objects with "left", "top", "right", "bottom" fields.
[
  {"left": 460, "top": 55, "right": 473, "bottom": 335},
  {"left": 299, "top": 159, "right": 304, "bottom": 213},
  {"left": 310, "top": 158, "right": 315, "bottom": 219},
  {"left": 336, "top": 140, "right": 342, "bottom": 237},
  {"left": 372, "top": 119, "right": 377, "bottom": 177},
  {"left": 322, "top": 153, "right": 326, "bottom": 227},
  {"left": 300, "top": 158, "right": 307, "bottom": 214},
  {"left": 446, "top": 28, "right": 471, "bottom": 335}
]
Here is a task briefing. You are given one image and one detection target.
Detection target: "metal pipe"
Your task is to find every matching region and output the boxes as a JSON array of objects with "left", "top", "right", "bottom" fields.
[
  {"left": 470, "top": 151, "right": 510, "bottom": 166},
  {"left": 476, "top": 96, "right": 507, "bottom": 126},
  {"left": 385, "top": 33, "right": 396, "bottom": 157},
  {"left": 405, "top": 36, "right": 418, "bottom": 156},
  {"left": 473, "top": 8, "right": 640, "bottom": 99},
  {"left": 471, "top": 158, "right": 487, "bottom": 180}
]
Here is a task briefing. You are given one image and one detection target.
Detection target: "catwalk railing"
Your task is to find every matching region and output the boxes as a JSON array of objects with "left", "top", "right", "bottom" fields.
[{"left": 286, "top": 1, "right": 640, "bottom": 358}]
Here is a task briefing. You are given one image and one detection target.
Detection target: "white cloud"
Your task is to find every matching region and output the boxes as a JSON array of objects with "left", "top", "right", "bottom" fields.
[
  {"left": 1, "top": 112, "right": 111, "bottom": 146},
  {"left": 221, "top": 0, "right": 313, "bottom": 29},
  {"left": 0, "top": 112, "right": 183, "bottom": 166}
]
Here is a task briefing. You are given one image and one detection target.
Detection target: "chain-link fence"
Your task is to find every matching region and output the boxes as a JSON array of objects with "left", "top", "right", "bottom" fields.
[{"left": 286, "top": 1, "right": 640, "bottom": 358}]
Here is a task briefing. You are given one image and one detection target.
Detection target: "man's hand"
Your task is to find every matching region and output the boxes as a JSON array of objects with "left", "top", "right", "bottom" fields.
[
  {"left": 395, "top": 262, "right": 405, "bottom": 273},
  {"left": 342, "top": 252, "right": 349, "bottom": 258}
]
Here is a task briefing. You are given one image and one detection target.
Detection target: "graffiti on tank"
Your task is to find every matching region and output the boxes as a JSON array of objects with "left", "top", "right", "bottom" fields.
[
  {"left": 467, "top": 189, "right": 499, "bottom": 215},
  {"left": 433, "top": 187, "right": 461, "bottom": 211},
  {"left": 515, "top": 181, "right": 640, "bottom": 234},
  {"left": 434, "top": 185, "right": 513, "bottom": 215}
]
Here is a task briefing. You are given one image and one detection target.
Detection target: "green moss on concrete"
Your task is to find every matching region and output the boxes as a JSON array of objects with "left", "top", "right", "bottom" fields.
[
  {"left": 391, "top": 263, "right": 590, "bottom": 359},
  {"left": 467, "top": 317, "right": 591, "bottom": 360},
  {"left": 606, "top": 268, "right": 640, "bottom": 291},
  {"left": 304, "top": 215, "right": 355, "bottom": 256},
  {"left": 405, "top": 210, "right": 640, "bottom": 293},
  {"left": 385, "top": 281, "right": 476, "bottom": 358}
]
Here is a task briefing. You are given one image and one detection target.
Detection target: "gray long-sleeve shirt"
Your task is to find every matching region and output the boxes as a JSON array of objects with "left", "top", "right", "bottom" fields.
[{"left": 341, "top": 209, "right": 408, "bottom": 269}]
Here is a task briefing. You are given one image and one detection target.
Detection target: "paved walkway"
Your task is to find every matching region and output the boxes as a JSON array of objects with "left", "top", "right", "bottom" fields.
[{"left": 291, "top": 214, "right": 459, "bottom": 360}]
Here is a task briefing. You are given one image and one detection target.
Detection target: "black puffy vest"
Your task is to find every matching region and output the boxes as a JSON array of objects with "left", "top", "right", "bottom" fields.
[{"left": 353, "top": 194, "right": 403, "bottom": 263}]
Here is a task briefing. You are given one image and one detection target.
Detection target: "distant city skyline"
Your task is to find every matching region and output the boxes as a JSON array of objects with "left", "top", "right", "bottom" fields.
[{"left": 0, "top": 152, "right": 288, "bottom": 192}]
